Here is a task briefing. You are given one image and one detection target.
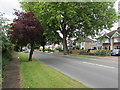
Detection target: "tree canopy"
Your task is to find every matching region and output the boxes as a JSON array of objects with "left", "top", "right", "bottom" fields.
[
  {"left": 9, "top": 10, "right": 44, "bottom": 61},
  {"left": 20, "top": 2, "right": 117, "bottom": 54}
]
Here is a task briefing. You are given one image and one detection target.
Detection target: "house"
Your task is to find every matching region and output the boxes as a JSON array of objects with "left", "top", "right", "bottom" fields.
[
  {"left": 97, "top": 1, "right": 120, "bottom": 50},
  {"left": 97, "top": 29, "right": 120, "bottom": 50},
  {"left": 79, "top": 38, "right": 97, "bottom": 50},
  {"left": 68, "top": 37, "right": 97, "bottom": 50},
  {"left": 39, "top": 44, "right": 63, "bottom": 51}
]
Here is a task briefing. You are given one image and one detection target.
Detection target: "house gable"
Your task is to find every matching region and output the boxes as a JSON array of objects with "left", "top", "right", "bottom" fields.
[{"left": 111, "top": 31, "right": 120, "bottom": 38}]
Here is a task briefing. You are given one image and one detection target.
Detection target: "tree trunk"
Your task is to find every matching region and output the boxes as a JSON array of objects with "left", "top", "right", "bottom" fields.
[
  {"left": 63, "top": 33, "right": 69, "bottom": 55},
  {"left": 28, "top": 43, "right": 34, "bottom": 61},
  {"left": 42, "top": 45, "right": 45, "bottom": 52},
  {"left": 20, "top": 45, "right": 22, "bottom": 52}
]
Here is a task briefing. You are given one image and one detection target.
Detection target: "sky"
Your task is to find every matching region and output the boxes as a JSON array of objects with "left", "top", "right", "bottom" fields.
[{"left": 0, "top": 0, "right": 119, "bottom": 32}]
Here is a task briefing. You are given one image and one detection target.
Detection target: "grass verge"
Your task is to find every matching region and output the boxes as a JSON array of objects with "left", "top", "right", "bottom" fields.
[
  {"left": 18, "top": 52, "right": 89, "bottom": 88},
  {"left": 51, "top": 52, "right": 96, "bottom": 59},
  {"left": 69, "top": 54, "right": 97, "bottom": 59},
  {"left": 35, "top": 51, "right": 96, "bottom": 59}
]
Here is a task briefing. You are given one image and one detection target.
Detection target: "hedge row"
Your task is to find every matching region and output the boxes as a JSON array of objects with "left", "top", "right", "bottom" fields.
[{"left": 79, "top": 50, "right": 111, "bottom": 56}]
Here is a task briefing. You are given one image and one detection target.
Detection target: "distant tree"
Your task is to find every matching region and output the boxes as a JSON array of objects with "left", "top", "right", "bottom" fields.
[
  {"left": 21, "top": 2, "right": 117, "bottom": 54},
  {"left": 9, "top": 10, "right": 44, "bottom": 61}
]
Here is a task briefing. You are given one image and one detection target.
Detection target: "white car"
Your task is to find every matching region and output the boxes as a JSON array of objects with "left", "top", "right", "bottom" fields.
[{"left": 111, "top": 49, "right": 120, "bottom": 56}]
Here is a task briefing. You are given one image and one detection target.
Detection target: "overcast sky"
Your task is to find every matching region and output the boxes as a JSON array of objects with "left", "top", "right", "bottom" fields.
[{"left": 0, "top": 0, "right": 119, "bottom": 31}]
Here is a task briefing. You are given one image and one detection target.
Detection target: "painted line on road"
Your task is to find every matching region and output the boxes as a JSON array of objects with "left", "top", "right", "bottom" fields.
[{"left": 82, "top": 62, "right": 116, "bottom": 69}]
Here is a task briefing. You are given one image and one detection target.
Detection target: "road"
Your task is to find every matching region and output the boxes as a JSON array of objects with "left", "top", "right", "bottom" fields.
[{"left": 33, "top": 52, "right": 118, "bottom": 88}]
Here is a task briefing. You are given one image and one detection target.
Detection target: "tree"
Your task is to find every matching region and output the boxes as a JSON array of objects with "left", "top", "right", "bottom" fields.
[
  {"left": 0, "top": 12, "right": 13, "bottom": 53},
  {"left": 9, "top": 10, "right": 44, "bottom": 61},
  {"left": 20, "top": 2, "right": 117, "bottom": 54}
]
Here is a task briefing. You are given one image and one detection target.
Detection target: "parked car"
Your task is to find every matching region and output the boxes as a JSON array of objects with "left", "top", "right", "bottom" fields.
[
  {"left": 111, "top": 49, "right": 120, "bottom": 56},
  {"left": 22, "top": 48, "right": 29, "bottom": 53}
]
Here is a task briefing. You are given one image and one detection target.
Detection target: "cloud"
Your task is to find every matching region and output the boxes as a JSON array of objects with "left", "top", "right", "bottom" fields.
[{"left": 0, "top": 0, "right": 21, "bottom": 21}]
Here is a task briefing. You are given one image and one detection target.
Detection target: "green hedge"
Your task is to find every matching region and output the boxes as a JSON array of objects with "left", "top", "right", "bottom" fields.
[
  {"left": 89, "top": 50, "right": 111, "bottom": 56},
  {"left": 56, "top": 48, "right": 63, "bottom": 52},
  {"left": 2, "top": 50, "right": 13, "bottom": 71},
  {"left": 44, "top": 48, "right": 52, "bottom": 51},
  {"left": 79, "top": 50, "right": 87, "bottom": 55},
  {"left": 2, "top": 50, "right": 13, "bottom": 79}
]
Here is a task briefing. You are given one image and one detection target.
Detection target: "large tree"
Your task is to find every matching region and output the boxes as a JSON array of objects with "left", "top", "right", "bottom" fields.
[
  {"left": 9, "top": 10, "right": 44, "bottom": 61},
  {"left": 20, "top": 2, "right": 117, "bottom": 54}
]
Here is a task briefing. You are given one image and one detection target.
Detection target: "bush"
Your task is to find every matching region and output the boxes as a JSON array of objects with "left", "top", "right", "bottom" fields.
[
  {"left": 44, "top": 48, "right": 52, "bottom": 51},
  {"left": 89, "top": 53, "right": 96, "bottom": 55},
  {"left": 79, "top": 50, "right": 87, "bottom": 55},
  {"left": 56, "top": 48, "right": 63, "bottom": 52},
  {"left": 75, "top": 46, "right": 80, "bottom": 50},
  {"left": 89, "top": 50, "right": 111, "bottom": 56},
  {"left": 2, "top": 50, "right": 13, "bottom": 79},
  {"left": 100, "top": 50, "right": 107, "bottom": 56},
  {"left": 2, "top": 50, "right": 13, "bottom": 70}
]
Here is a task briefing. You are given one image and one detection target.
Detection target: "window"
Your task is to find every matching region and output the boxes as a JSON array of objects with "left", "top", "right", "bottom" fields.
[
  {"left": 114, "top": 46, "right": 120, "bottom": 49},
  {"left": 114, "top": 38, "right": 120, "bottom": 43},
  {"left": 103, "top": 38, "right": 109, "bottom": 43},
  {"left": 103, "top": 46, "right": 110, "bottom": 50}
]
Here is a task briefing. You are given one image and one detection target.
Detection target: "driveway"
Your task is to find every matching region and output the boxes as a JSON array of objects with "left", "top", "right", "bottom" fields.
[{"left": 33, "top": 52, "right": 118, "bottom": 88}]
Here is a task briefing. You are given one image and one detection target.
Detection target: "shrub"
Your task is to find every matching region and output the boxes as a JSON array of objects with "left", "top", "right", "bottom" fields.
[
  {"left": 56, "top": 48, "right": 63, "bottom": 52},
  {"left": 69, "top": 50, "right": 72, "bottom": 54},
  {"left": 79, "top": 50, "right": 87, "bottom": 55},
  {"left": 100, "top": 50, "right": 107, "bottom": 56},
  {"left": 2, "top": 50, "right": 13, "bottom": 70},
  {"left": 44, "top": 48, "right": 52, "bottom": 51},
  {"left": 89, "top": 53, "right": 96, "bottom": 55},
  {"left": 2, "top": 50, "right": 13, "bottom": 79},
  {"left": 75, "top": 46, "right": 80, "bottom": 50},
  {"left": 89, "top": 50, "right": 111, "bottom": 56}
]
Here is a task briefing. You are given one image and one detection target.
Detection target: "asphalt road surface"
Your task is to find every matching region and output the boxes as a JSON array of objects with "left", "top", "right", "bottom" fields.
[{"left": 33, "top": 52, "right": 118, "bottom": 88}]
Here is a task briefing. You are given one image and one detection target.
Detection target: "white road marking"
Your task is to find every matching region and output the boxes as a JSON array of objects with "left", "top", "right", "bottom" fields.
[{"left": 82, "top": 62, "right": 116, "bottom": 69}]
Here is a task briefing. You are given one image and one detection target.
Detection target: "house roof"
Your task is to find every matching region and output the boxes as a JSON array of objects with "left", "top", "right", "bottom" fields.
[
  {"left": 106, "top": 29, "right": 120, "bottom": 38},
  {"left": 83, "top": 38, "right": 94, "bottom": 42}
]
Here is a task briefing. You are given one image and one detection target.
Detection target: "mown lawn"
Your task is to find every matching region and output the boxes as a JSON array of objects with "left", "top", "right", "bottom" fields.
[
  {"left": 69, "top": 54, "right": 97, "bottom": 59},
  {"left": 18, "top": 52, "right": 89, "bottom": 88},
  {"left": 52, "top": 53, "right": 97, "bottom": 59}
]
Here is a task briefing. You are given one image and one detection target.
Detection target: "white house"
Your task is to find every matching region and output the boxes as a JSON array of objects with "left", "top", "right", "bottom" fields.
[
  {"left": 68, "top": 38, "right": 97, "bottom": 50},
  {"left": 97, "top": 30, "right": 120, "bottom": 50}
]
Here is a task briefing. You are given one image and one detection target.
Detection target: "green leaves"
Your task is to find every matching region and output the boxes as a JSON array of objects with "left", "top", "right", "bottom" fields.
[
  {"left": 0, "top": 12, "right": 13, "bottom": 53},
  {"left": 20, "top": 2, "right": 117, "bottom": 44}
]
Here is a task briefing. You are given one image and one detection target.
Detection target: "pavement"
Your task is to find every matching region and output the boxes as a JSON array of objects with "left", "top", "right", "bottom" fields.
[
  {"left": 33, "top": 52, "right": 118, "bottom": 88},
  {"left": 2, "top": 52, "right": 20, "bottom": 88}
]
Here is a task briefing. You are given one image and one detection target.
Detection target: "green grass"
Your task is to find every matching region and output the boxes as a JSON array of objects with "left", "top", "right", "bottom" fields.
[
  {"left": 35, "top": 50, "right": 96, "bottom": 59},
  {"left": 51, "top": 52, "right": 96, "bottom": 59},
  {"left": 69, "top": 54, "right": 97, "bottom": 59},
  {"left": 18, "top": 52, "right": 89, "bottom": 88},
  {"left": 51, "top": 52, "right": 62, "bottom": 55}
]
